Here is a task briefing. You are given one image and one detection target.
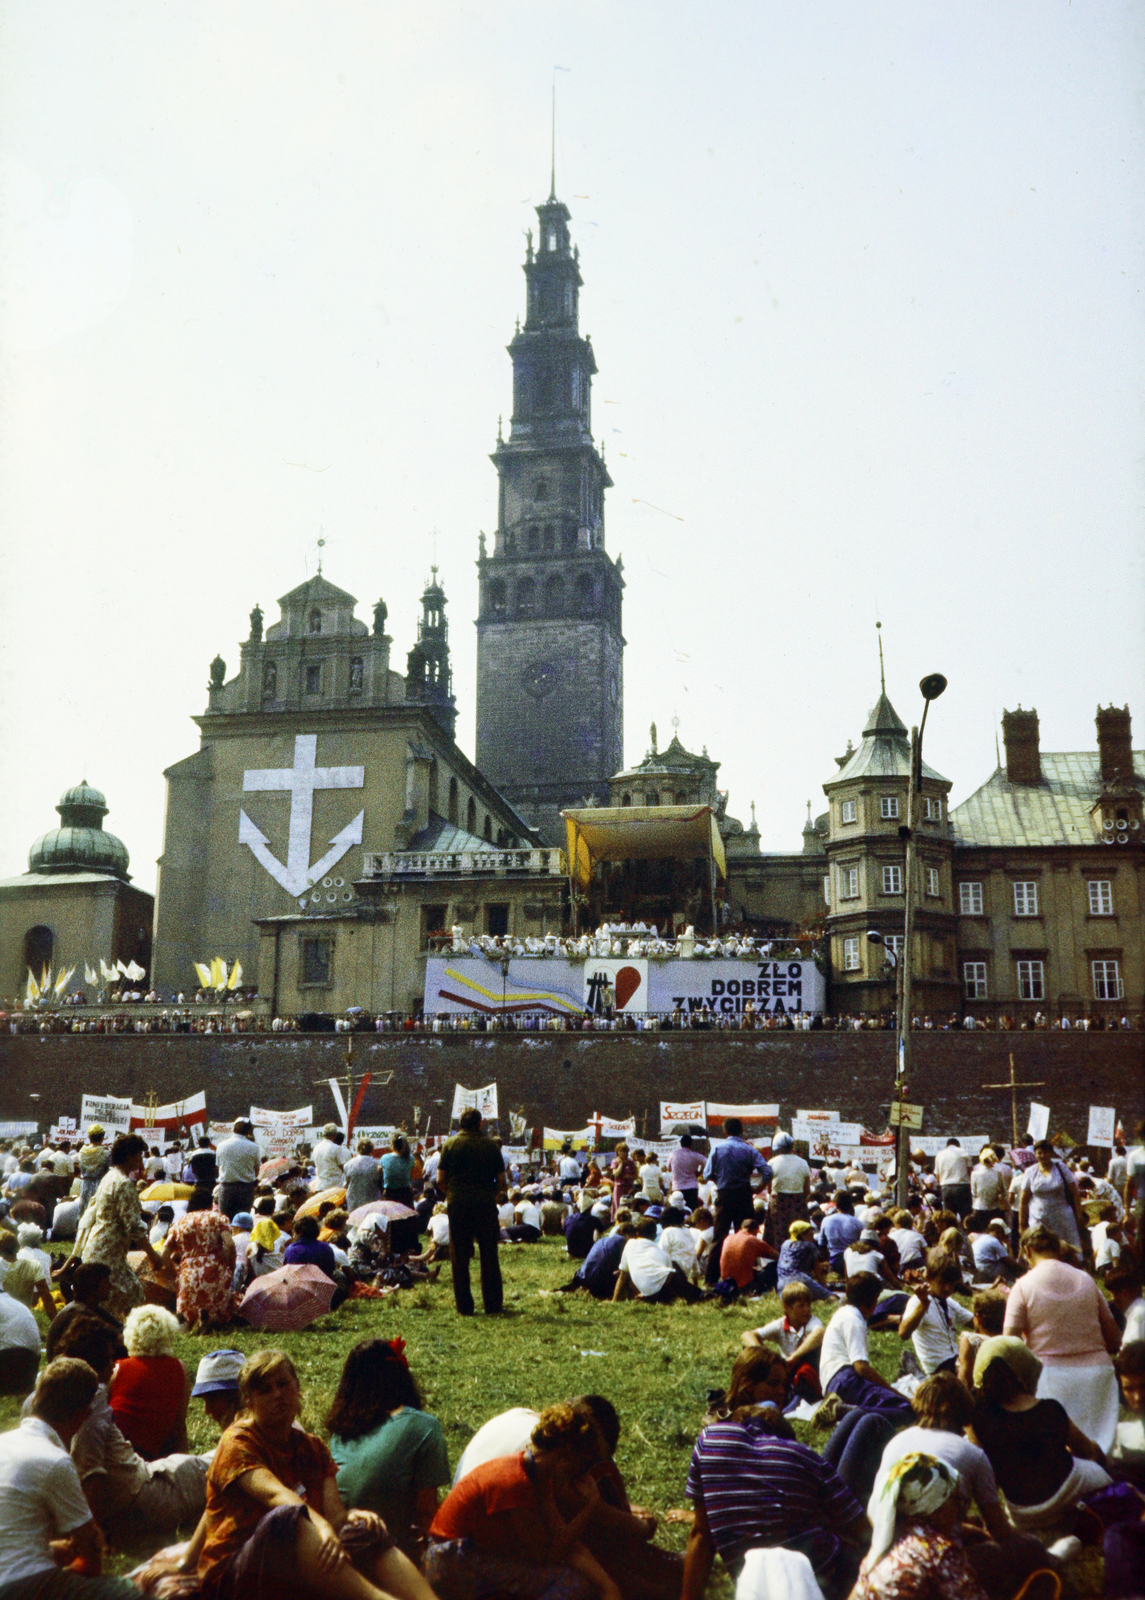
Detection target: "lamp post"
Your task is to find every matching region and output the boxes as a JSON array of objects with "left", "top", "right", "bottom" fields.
[{"left": 895, "top": 672, "right": 947, "bottom": 1208}]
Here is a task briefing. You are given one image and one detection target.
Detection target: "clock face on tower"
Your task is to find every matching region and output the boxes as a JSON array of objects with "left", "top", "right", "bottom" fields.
[{"left": 522, "top": 660, "right": 557, "bottom": 700}]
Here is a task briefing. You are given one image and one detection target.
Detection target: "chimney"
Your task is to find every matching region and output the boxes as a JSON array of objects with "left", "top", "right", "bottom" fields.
[
  {"left": 1002, "top": 708, "right": 1041, "bottom": 784},
  {"left": 1096, "top": 705, "right": 1133, "bottom": 783}
]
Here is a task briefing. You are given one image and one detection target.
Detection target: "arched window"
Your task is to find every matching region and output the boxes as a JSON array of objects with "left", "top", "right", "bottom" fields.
[
  {"left": 24, "top": 925, "right": 53, "bottom": 977},
  {"left": 542, "top": 524, "right": 554, "bottom": 551},
  {"left": 527, "top": 525, "right": 540, "bottom": 553},
  {"left": 488, "top": 579, "right": 506, "bottom": 616},
  {"left": 675, "top": 791, "right": 689, "bottom": 804},
  {"left": 467, "top": 797, "right": 477, "bottom": 834},
  {"left": 544, "top": 574, "right": 564, "bottom": 613},
  {"left": 647, "top": 791, "right": 661, "bottom": 807},
  {"left": 448, "top": 776, "right": 459, "bottom": 825},
  {"left": 576, "top": 573, "right": 593, "bottom": 614},
  {"left": 562, "top": 527, "right": 577, "bottom": 553},
  {"left": 309, "top": 608, "right": 322, "bottom": 634},
  {"left": 621, "top": 792, "right": 632, "bottom": 807},
  {"left": 428, "top": 762, "right": 439, "bottom": 815},
  {"left": 483, "top": 814, "right": 493, "bottom": 842},
  {"left": 517, "top": 578, "right": 535, "bottom": 615}
]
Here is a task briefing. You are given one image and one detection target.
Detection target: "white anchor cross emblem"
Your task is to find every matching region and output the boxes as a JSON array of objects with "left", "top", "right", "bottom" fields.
[{"left": 239, "top": 734, "right": 365, "bottom": 897}]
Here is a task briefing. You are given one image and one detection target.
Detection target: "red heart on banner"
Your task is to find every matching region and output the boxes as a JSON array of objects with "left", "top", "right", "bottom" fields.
[{"left": 614, "top": 966, "right": 642, "bottom": 1010}]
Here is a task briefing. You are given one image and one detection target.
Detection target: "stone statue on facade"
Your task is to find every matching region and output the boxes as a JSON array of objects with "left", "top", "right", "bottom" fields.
[
  {"left": 209, "top": 655, "right": 226, "bottom": 688},
  {"left": 373, "top": 598, "right": 388, "bottom": 636},
  {"left": 249, "top": 603, "right": 263, "bottom": 642},
  {"left": 262, "top": 660, "right": 277, "bottom": 699}
]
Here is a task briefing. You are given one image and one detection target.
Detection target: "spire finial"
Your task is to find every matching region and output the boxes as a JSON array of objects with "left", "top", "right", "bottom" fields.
[
  {"left": 550, "top": 80, "right": 556, "bottom": 200},
  {"left": 876, "top": 620, "right": 885, "bottom": 694},
  {"left": 996, "top": 726, "right": 1002, "bottom": 770}
]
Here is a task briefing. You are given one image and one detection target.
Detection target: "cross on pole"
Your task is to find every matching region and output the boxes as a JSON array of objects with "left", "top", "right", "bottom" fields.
[
  {"left": 980, "top": 1052, "right": 1046, "bottom": 1149},
  {"left": 314, "top": 1034, "right": 393, "bottom": 1139}
]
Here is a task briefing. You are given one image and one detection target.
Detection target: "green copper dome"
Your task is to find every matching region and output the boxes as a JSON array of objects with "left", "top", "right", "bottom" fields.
[{"left": 28, "top": 780, "right": 130, "bottom": 878}]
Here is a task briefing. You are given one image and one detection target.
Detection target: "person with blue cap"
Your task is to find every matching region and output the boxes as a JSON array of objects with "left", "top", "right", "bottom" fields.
[
  {"left": 191, "top": 1347, "right": 244, "bottom": 1433},
  {"left": 765, "top": 1133, "right": 812, "bottom": 1251}
]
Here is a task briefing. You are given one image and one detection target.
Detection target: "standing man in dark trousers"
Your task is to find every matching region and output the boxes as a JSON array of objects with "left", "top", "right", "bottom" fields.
[
  {"left": 216, "top": 1119, "right": 260, "bottom": 1220},
  {"left": 440, "top": 1108, "right": 506, "bottom": 1316},
  {"left": 703, "top": 1117, "right": 773, "bottom": 1285}
]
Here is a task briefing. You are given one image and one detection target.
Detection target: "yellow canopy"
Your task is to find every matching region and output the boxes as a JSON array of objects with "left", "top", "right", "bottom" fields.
[{"left": 561, "top": 805, "right": 727, "bottom": 892}]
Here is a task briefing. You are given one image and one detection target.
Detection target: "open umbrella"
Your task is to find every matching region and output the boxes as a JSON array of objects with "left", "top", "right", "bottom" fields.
[
  {"left": 292, "top": 1186, "right": 346, "bottom": 1221},
  {"left": 259, "top": 1157, "right": 295, "bottom": 1181},
  {"left": 141, "top": 1182, "right": 195, "bottom": 1202},
  {"left": 348, "top": 1199, "right": 418, "bottom": 1227},
  {"left": 127, "top": 1250, "right": 178, "bottom": 1311},
  {"left": 239, "top": 1264, "right": 336, "bottom": 1331}
]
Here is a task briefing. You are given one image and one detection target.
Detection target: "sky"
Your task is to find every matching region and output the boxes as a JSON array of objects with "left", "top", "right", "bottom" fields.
[{"left": 1, "top": 2, "right": 1143, "bottom": 893}]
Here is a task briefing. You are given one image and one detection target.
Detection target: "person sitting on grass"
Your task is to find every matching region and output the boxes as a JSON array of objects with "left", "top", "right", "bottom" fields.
[
  {"left": 717, "top": 1215, "right": 777, "bottom": 1297},
  {"left": 108, "top": 1304, "right": 190, "bottom": 1461},
  {"left": 818, "top": 1274, "right": 914, "bottom": 1421},
  {"left": 776, "top": 1217, "right": 838, "bottom": 1302},
  {"left": 54, "top": 1315, "right": 208, "bottom": 1552},
  {"left": 956, "top": 1289, "right": 1008, "bottom": 1391},
  {"left": 613, "top": 1216, "right": 702, "bottom": 1305},
  {"left": 136, "top": 1348, "right": 436, "bottom": 1600},
  {"left": 898, "top": 1249, "right": 975, "bottom": 1378},
  {"left": 0, "top": 1356, "right": 140, "bottom": 1599},
  {"left": 191, "top": 1347, "right": 244, "bottom": 1436},
  {"left": 47, "top": 1261, "right": 125, "bottom": 1361},
  {"left": 656, "top": 1205, "right": 702, "bottom": 1284},
  {"left": 427, "top": 1400, "right": 623, "bottom": 1600},
  {"left": 557, "top": 1221, "right": 635, "bottom": 1298},
  {"left": 683, "top": 1351, "right": 868, "bottom": 1600},
  {"left": 850, "top": 1454, "right": 993, "bottom": 1600},
  {"left": 327, "top": 1337, "right": 451, "bottom": 1560},
  {"left": 283, "top": 1213, "right": 349, "bottom": 1308},
  {"left": 969, "top": 1218, "right": 1014, "bottom": 1283},
  {"left": 247, "top": 1199, "right": 286, "bottom": 1279},
  {"left": 744, "top": 1280, "right": 825, "bottom": 1403}
]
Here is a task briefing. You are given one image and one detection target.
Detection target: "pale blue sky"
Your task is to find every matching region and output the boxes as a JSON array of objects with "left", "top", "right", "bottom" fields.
[{"left": 1, "top": 2, "right": 1142, "bottom": 889}]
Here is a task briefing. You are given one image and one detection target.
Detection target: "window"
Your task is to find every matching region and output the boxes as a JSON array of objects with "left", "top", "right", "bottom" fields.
[
  {"left": 841, "top": 865, "right": 859, "bottom": 899},
  {"left": 1013, "top": 881, "right": 1038, "bottom": 917},
  {"left": 881, "top": 865, "right": 902, "bottom": 895},
  {"left": 959, "top": 882, "right": 983, "bottom": 916},
  {"left": 467, "top": 798, "right": 477, "bottom": 834},
  {"left": 621, "top": 792, "right": 632, "bottom": 807},
  {"left": 1092, "top": 960, "right": 1123, "bottom": 1001},
  {"left": 843, "top": 937, "right": 860, "bottom": 971},
  {"left": 1016, "top": 960, "right": 1044, "bottom": 1001},
  {"left": 516, "top": 578, "right": 535, "bottom": 614},
  {"left": 448, "top": 777, "right": 459, "bottom": 826},
  {"left": 301, "top": 938, "right": 331, "bottom": 986},
  {"left": 924, "top": 797, "right": 942, "bottom": 821},
  {"left": 926, "top": 867, "right": 941, "bottom": 898},
  {"left": 964, "top": 962, "right": 988, "bottom": 999},
  {"left": 1088, "top": 880, "right": 1113, "bottom": 916},
  {"left": 840, "top": 799, "right": 857, "bottom": 824},
  {"left": 823, "top": 876, "right": 830, "bottom": 906},
  {"left": 305, "top": 663, "right": 322, "bottom": 694},
  {"left": 486, "top": 904, "right": 509, "bottom": 937},
  {"left": 647, "top": 791, "right": 661, "bottom": 807},
  {"left": 422, "top": 905, "right": 447, "bottom": 950},
  {"left": 885, "top": 934, "right": 904, "bottom": 964},
  {"left": 308, "top": 608, "right": 322, "bottom": 634},
  {"left": 488, "top": 579, "right": 506, "bottom": 616},
  {"left": 880, "top": 795, "right": 900, "bottom": 820}
]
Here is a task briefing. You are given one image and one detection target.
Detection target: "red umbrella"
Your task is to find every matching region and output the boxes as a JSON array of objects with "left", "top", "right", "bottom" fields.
[
  {"left": 348, "top": 1199, "right": 418, "bottom": 1226},
  {"left": 238, "top": 1264, "right": 336, "bottom": 1331},
  {"left": 259, "top": 1157, "right": 295, "bottom": 1181}
]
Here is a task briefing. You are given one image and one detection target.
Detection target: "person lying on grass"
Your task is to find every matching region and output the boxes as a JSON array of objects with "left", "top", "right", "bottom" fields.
[{"left": 135, "top": 1347, "right": 437, "bottom": 1600}]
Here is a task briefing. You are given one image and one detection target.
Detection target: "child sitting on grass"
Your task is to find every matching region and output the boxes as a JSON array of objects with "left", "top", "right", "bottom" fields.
[
  {"left": 957, "top": 1287, "right": 1007, "bottom": 1391},
  {"left": 744, "top": 1281, "right": 825, "bottom": 1403}
]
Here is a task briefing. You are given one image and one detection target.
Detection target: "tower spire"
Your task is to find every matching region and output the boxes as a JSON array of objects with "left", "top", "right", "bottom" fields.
[
  {"left": 876, "top": 621, "right": 885, "bottom": 694},
  {"left": 549, "top": 80, "right": 556, "bottom": 200}
]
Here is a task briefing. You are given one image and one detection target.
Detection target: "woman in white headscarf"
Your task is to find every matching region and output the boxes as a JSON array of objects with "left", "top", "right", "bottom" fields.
[
  {"left": 851, "top": 1453, "right": 989, "bottom": 1599},
  {"left": 764, "top": 1133, "right": 811, "bottom": 1249}
]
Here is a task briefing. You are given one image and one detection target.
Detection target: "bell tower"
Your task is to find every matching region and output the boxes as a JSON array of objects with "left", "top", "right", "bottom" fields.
[{"left": 475, "top": 184, "right": 624, "bottom": 845}]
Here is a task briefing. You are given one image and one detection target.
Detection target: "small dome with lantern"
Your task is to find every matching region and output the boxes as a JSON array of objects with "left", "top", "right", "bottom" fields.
[{"left": 28, "top": 781, "right": 131, "bottom": 878}]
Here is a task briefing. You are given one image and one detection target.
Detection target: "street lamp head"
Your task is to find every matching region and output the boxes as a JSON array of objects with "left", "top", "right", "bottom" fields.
[
  {"left": 919, "top": 673, "right": 948, "bottom": 702},
  {"left": 865, "top": 930, "right": 883, "bottom": 943}
]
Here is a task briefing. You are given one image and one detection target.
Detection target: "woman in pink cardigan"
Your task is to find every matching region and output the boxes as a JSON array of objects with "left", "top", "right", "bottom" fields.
[{"left": 1004, "top": 1224, "right": 1121, "bottom": 1450}]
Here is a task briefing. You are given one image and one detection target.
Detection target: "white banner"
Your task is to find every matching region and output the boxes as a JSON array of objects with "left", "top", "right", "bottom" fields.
[
  {"left": 1028, "top": 1103, "right": 1050, "bottom": 1141},
  {"left": 80, "top": 1094, "right": 132, "bottom": 1135},
  {"left": 792, "top": 1119, "right": 863, "bottom": 1146},
  {"left": 905, "top": 1136, "right": 992, "bottom": 1159},
  {"left": 637, "top": 1138, "right": 681, "bottom": 1163},
  {"left": 797, "top": 1110, "right": 840, "bottom": 1122},
  {"left": 501, "top": 1146, "right": 531, "bottom": 1164},
  {"left": 136, "top": 1127, "right": 165, "bottom": 1150},
  {"left": 0, "top": 1122, "right": 39, "bottom": 1139},
  {"left": 593, "top": 1114, "right": 636, "bottom": 1139},
  {"left": 49, "top": 1125, "right": 77, "bottom": 1143},
  {"left": 207, "top": 1121, "right": 235, "bottom": 1143},
  {"left": 351, "top": 1125, "right": 400, "bottom": 1147},
  {"left": 250, "top": 1105, "right": 313, "bottom": 1129},
  {"left": 1087, "top": 1106, "right": 1116, "bottom": 1150},
  {"left": 706, "top": 1102, "right": 780, "bottom": 1129},
  {"left": 451, "top": 1082, "right": 499, "bottom": 1123},
  {"left": 660, "top": 1101, "right": 707, "bottom": 1133}
]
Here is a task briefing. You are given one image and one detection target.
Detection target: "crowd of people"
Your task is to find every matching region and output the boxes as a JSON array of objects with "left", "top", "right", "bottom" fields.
[{"left": 0, "top": 1109, "right": 1143, "bottom": 1599}]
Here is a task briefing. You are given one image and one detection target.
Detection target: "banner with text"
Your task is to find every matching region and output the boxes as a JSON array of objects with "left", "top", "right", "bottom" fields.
[
  {"left": 130, "top": 1092, "right": 206, "bottom": 1135},
  {"left": 80, "top": 1094, "right": 132, "bottom": 1135},
  {"left": 250, "top": 1105, "right": 313, "bottom": 1159},
  {"left": 660, "top": 1101, "right": 707, "bottom": 1134},
  {"left": 451, "top": 1082, "right": 499, "bottom": 1124},
  {"left": 1028, "top": 1103, "right": 1051, "bottom": 1141},
  {"left": 705, "top": 1103, "right": 780, "bottom": 1130},
  {"left": 1087, "top": 1106, "right": 1116, "bottom": 1149},
  {"left": 425, "top": 957, "right": 826, "bottom": 1019}
]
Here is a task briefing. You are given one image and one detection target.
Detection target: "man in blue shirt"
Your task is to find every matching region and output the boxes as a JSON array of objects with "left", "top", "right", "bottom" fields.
[
  {"left": 703, "top": 1120, "right": 773, "bottom": 1286},
  {"left": 555, "top": 1223, "right": 635, "bottom": 1298}
]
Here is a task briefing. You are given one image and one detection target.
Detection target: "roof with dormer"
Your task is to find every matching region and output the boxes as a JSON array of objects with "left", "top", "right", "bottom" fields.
[
  {"left": 824, "top": 691, "right": 949, "bottom": 788},
  {"left": 610, "top": 734, "right": 719, "bottom": 784},
  {"left": 951, "top": 751, "right": 1145, "bottom": 848}
]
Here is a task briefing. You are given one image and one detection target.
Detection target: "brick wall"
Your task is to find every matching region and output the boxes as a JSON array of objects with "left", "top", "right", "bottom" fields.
[{"left": 3, "top": 1031, "right": 1140, "bottom": 1146}]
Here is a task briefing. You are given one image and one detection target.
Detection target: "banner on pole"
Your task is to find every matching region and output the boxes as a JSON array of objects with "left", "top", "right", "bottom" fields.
[
  {"left": 451, "top": 1082, "right": 499, "bottom": 1123},
  {"left": 792, "top": 1118, "right": 862, "bottom": 1145},
  {"left": 706, "top": 1102, "right": 779, "bottom": 1130},
  {"left": 796, "top": 1110, "right": 840, "bottom": 1122},
  {"left": 250, "top": 1105, "right": 314, "bottom": 1159},
  {"left": 1027, "top": 1103, "right": 1050, "bottom": 1141},
  {"left": 660, "top": 1101, "right": 707, "bottom": 1134},
  {"left": 80, "top": 1095, "right": 132, "bottom": 1135},
  {"left": 129, "top": 1092, "right": 207, "bottom": 1134},
  {"left": 543, "top": 1127, "right": 593, "bottom": 1150},
  {"left": 1086, "top": 1106, "right": 1116, "bottom": 1149}
]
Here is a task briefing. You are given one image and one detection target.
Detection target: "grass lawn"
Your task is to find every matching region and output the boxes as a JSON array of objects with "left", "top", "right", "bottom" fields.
[{"left": 2, "top": 1240, "right": 1105, "bottom": 1595}]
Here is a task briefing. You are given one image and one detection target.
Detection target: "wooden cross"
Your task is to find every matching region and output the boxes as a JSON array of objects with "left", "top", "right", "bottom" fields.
[
  {"left": 313, "top": 1034, "right": 393, "bottom": 1138},
  {"left": 980, "top": 1052, "right": 1047, "bottom": 1149}
]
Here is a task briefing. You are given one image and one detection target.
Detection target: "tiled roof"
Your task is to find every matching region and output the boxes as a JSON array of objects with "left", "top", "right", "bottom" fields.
[
  {"left": 405, "top": 813, "right": 497, "bottom": 854},
  {"left": 825, "top": 693, "right": 948, "bottom": 787},
  {"left": 951, "top": 751, "right": 1145, "bottom": 848}
]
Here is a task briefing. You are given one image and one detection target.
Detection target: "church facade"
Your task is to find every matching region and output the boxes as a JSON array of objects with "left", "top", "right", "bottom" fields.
[{"left": 475, "top": 188, "right": 624, "bottom": 844}]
